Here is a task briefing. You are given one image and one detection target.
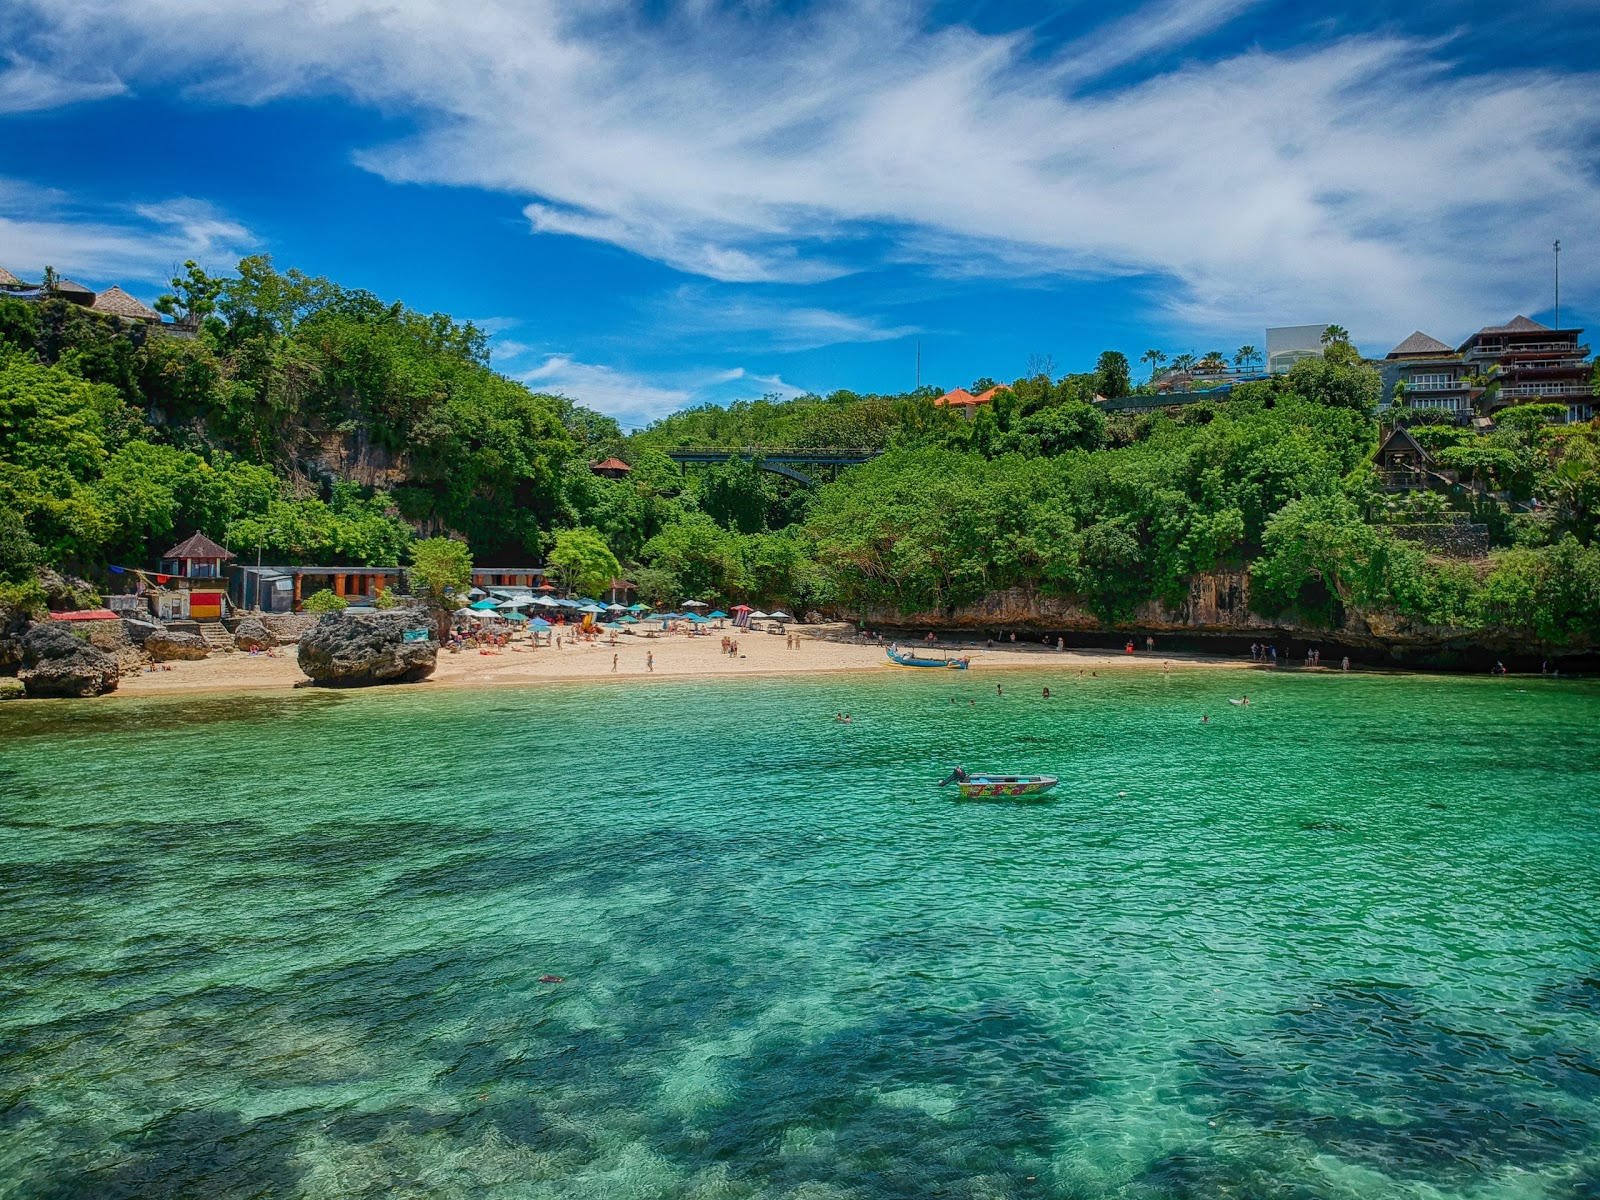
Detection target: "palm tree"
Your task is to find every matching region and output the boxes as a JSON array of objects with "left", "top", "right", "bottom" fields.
[
  {"left": 1141, "top": 349, "right": 1167, "bottom": 382},
  {"left": 1198, "top": 351, "right": 1227, "bottom": 372},
  {"left": 1234, "top": 345, "right": 1261, "bottom": 372},
  {"left": 1321, "top": 324, "right": 1350, "bottom": 346},
  {"left": 1171, "top": 353, "right": 1197, "bottom": 374}
]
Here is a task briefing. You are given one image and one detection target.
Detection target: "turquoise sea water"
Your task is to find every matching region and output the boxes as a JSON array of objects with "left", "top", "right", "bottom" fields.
[{"left": 2, "top": 668, "right": 1599, "bottom": 1199}]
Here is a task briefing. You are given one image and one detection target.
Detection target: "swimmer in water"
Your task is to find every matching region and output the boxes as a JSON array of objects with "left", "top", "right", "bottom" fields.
[
  {"left": 1043, "top": 687, "right": 1051, "bottom": 698},
  {"left": 996, "top": 684, "right": 1003, "bottom": 696},
  {"left": 1202, "top": 714, "right": 1210, "bottom": 723}
]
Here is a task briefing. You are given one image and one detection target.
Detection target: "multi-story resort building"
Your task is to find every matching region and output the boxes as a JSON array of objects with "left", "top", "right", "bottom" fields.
[{"left": 1381, "top": 316, "right": 1592, "bottom": 424}]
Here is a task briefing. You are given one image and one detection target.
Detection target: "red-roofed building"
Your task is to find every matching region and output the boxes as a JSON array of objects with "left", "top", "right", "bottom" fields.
[
  {"left": 933, "top": 386, "right": 1007, "bottom": 419},
  {"left": 590, "top": 457, "right": 633, "bottom": 479}
]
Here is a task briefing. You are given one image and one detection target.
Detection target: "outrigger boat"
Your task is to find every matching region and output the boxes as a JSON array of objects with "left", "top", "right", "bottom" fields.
[
  {"left": 886, "top": 643, "right": 970, "bottom": 669},
  {"left": 938, "top": 767, "right": 1059, "bottom": 800}
]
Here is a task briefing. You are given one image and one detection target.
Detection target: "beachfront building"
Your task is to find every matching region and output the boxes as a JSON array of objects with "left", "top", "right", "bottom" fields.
[
  {"left": 1266, "top": 325, "right": 1328, "bottom": 374},
  {"left": 89, "top": 286, "right": 162, "bottom": 324},
  {"left": 472, "top": 568, "right": 546, "bottom": 590},
  {"left": 1373, "top": 426, "right": 1438, "bottom": 493},
  {"left": 1380, "top": 331, "right": 1474, "bottom": 422},
  {"left": 150, "top": 533, "right": 236, "bottom": 619},
  {"left": 228, "top": 565, "right": 403, "bottom": 612},
  {"left": 1458, "top": 316, "right": 1590, "bottom": 417}
]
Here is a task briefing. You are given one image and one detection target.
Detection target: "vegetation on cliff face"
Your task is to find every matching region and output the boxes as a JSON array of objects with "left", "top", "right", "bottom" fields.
[{"left": 2, "top": 255, "right": 1597, "bottom": 645}]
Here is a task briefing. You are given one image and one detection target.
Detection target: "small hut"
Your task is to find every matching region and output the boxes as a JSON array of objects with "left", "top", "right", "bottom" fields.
[
  {"left": 0, "top": 265, "right": 28, "bottom": 291},
  {"left": 160, "top": 532, "right": 236, "bottom": 619},
  {"left": 90, "top": 286, "right": 161, "bottom": 323},
  {"left": 49, "top": 278, "right": 97, "bottom": 307},
  {"left": 590, "top": 457, "right": 633, "bottom": 479},
  {"left": 1374, "top": 426, "right": 1434, "bottom": 493}
]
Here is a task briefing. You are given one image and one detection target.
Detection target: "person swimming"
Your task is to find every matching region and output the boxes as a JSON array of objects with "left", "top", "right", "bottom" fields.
[{"left": 1043, "top": 687, "right": 1051, "bottom": 698}]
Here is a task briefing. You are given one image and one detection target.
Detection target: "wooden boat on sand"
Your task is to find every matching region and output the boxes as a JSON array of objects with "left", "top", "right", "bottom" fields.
[{"left": 887, "top": 643, "right": 970, "bottom": 669}]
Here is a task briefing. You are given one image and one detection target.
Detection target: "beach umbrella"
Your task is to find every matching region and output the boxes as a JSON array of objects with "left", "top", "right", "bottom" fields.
[
  {"left": 732, "top": 604, "right": 751, "bottom": 612},
  {"left": 501, "top": 610, "right": 529, "bottom": 622},
  {"left": 467, "top": 587, "right": 486, "bottom": 598},
  {"left": 680, "top": 599, "right": 708, "bottom": 608},
  {"left": 529, "top": 617, "right": 552, "bottom": 628},
  {"left": 579, "top": 604, "right": 606, "bottom": 614},
  {"left": 605, "top": 602, "right": 626, "bottom": 611},
  {"left": 601, "top": 621, "right": 622, "bottom": 630},
  {"left": 627, "top": 602, "right": 651, "bottom": 612},
  {"left": 470, "top": 599, "right": 499, "bottom": 610},
  {"left": 768, "top": 610, "right": 792, "bottom": 621},
  {"left": 618, "top": 615, "right": 639, "bottom": 624},
  {"left": 748, "top": 610, "right": 770, "bottom": 620},
  {"left": 533, "top": 595, "right": 561, "bottom": 607},
  {"left": 453, "top": 607, "right": 476, "bottom": 617},
  {"left": 497, "top": 597, "right": 532, "bottom": 609},
  {"left": 707, "top": 610, "right": 728, "bottom": 619}
]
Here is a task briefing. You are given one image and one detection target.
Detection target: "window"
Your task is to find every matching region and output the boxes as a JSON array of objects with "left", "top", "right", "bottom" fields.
[{"left": 1406, "top": 373, "right": 1456, "bottom": 390}]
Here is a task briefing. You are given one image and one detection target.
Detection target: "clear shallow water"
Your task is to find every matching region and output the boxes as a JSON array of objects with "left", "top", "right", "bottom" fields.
[{"left": 1, "top": 669, "right": 1599, "bottom": 1199}]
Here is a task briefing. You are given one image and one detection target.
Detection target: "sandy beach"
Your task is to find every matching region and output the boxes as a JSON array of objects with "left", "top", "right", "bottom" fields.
[{"left": 112, "top": 628, "right": 1256, "bottom": 697}]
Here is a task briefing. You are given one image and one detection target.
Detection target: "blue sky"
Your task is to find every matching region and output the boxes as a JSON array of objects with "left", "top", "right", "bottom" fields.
[{"left": 2, "top": 0, "right": 1596, "bottom": 427}]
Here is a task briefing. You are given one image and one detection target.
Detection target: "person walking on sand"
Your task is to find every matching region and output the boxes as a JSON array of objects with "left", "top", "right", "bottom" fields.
[
  {"left": 1057, "top": 636, "right": 1064, "bottom": 651},
  {"left": 612, "top": 653, "right": 618, "bottom": 672},
  {"left": 1341, "top": 655, "right": 1350, "bottom": 671},
  {"left": 647, "top": 651, "right": 654, "bottom": 673}
]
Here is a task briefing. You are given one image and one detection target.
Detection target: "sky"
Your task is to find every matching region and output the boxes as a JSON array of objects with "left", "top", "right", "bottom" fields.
[{"left": 1, "top": 0, "right": 1597, "bottom": 428}]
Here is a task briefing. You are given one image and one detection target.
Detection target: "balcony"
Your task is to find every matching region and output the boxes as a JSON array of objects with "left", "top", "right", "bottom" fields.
[{"left": 1498, "top": 382, "right": 1593, "bottom": 398}]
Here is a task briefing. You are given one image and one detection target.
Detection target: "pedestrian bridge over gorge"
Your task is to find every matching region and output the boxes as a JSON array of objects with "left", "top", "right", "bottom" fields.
[{"left": 664, "top": 447, "right": 882, "bottom": 486}]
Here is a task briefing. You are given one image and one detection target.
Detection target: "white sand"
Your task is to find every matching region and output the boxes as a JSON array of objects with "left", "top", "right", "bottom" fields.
[{"left": 113, "top": 628, "right": 1254, "bottom": 698}]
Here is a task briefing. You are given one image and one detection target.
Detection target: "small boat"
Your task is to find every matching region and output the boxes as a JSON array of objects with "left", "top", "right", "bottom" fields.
[
  {"left": 939, "top": 769, "right": 1058, "bottom": 800},
  {"left": 887, "top": 643, "right": 970, "bottom": 669}
]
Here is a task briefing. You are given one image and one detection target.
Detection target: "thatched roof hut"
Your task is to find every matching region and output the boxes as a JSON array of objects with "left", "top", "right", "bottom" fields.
[
  {"left": 90, "top": 286, "right": 161, "bottom": 322},
  {"left": 50, "top": 278, "right": 97, "bottom": 306}
]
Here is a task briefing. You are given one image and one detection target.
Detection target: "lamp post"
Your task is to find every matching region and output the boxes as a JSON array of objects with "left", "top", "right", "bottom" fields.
[{"left": 254, "top": 528, "right": 280, "bottom": 610}]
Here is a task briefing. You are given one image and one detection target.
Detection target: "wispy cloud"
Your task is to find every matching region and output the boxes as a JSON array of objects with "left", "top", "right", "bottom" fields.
[
  {"left": 3, "top": 1, "right": 1597, "bottom": 339},
  {"left": 519, "top": 354, "right": 806, "bottom": 429},
  {"left": 659, "top": 288, "right": 919, "bottom": 352},
  {"left": 0, "top": 179, "right": 251, "bottom": 287},
  {"left": 0, "top": 53, "right": 124, "bottom": 114}
]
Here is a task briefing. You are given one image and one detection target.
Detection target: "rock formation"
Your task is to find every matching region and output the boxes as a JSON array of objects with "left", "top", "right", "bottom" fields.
[
  {"left": 144, "top": 630, "right": 210, "bottom": 661},
  {"left": 17, "top": 623, "right": 120, "bottom": 698},
  {"left": 0, "top": 677, "right": 25, "bottom": 701},
  {"left": 296, "top": 610, "right": 436, "bottom": 687},
  {"left": 232, "top": 618, "right": 278, "bottom": 651}
]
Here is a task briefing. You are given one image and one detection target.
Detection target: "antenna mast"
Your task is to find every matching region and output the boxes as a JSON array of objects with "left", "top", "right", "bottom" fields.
[{"left": 1553, "top": 240, "right": 1561, "bottom": 329}]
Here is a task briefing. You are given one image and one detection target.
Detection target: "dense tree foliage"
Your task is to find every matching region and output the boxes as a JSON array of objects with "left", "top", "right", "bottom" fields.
[{"left": 3, "top": 255, "right": 1597, "bottom": 645}]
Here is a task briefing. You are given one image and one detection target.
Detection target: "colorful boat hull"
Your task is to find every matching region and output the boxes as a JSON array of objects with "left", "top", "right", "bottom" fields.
[{"left": 955, "top": 775, "right": 1058, "bottom": 800}]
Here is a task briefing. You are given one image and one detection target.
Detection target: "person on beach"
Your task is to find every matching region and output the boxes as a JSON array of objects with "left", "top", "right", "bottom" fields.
[
  {"left": 647, "top": 651, "right": 654, "bottom": 672},
  {"left": 1341, "top": 656, "right": 1350, "bottom": 671},
  {"left": 612, "top": 653, "right": 618, "bottom": 672},
  {"left": 1146, "top": 636, "right": 1154, "bottom": 653},
  {"left": 1057, "top": 637, "right": 1064, "bottom": 651},
  {"left": 996, "top": 683, "right": 1003, "bottom": 696},
  {"left": 1125, "top": 640, "right": 1134, "bottom": 654}
]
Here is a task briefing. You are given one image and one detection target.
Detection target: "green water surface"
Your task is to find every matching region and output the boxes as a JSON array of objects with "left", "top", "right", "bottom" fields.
[{"left": 2, "top": 669, "right": 1598, "bottom": 1199}]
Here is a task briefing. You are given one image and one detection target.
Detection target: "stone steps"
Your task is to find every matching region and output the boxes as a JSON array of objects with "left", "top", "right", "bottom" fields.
[{"left": 198, "top": 622, "right": 234, "bottom": 651}]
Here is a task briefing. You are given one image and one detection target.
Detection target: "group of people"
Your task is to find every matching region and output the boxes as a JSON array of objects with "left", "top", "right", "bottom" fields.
[{"left": 720, "top": 636, "right": 742, "bottom": 657}]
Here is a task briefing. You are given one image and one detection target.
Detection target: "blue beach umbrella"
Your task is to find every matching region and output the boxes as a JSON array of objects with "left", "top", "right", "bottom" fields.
[
  {"left": 708, "top": 610, "right": 728, "bottom": 619},
  {"left": 529, "top": 617, "right": 552, "bottom": 628},
  {"left": 470, "top": 599, "right": 498, "bottom": 610}
]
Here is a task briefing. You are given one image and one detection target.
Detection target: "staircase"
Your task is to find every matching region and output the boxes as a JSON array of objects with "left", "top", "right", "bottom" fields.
[{"left": 198, "top": 622, "right": 234, "bottom": 652}]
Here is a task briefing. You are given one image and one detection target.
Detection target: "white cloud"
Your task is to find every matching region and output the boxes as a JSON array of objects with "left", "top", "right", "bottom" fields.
[
  {"left": 4, "top": 1, "right": 1598, "bottom": 340},
  {"left": 659, "top": 288, "right": 919, "bottom": 352},
  {"left": 0, "top": 53, "right": 124, "bottom": 114},
  {"left": 519, "top": 354, "right": 806, "bottom": 429},
  {"left": 0, "top": 181, "right": 251, "bottom": 287}
]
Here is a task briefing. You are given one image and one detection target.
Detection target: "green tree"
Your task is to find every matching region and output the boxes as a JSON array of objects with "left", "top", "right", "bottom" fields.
[
  {"left": 547, "top": 527, "right": 622, "bottom": 596},
  {"left": 302, "top": 589, "right": 348, "bottom": 613},
  {"left": 1141, "top": 349, "right": 1167, "bottom": 382},
  {"left": 1094, "top": 351, "right": 1131, "bottom": 399},
  {"left": 1234, "top": 345, "right": 1261, "bottom": 372},
  {"left": 407, "top": 536, "right": 473, "bottom": 637}
]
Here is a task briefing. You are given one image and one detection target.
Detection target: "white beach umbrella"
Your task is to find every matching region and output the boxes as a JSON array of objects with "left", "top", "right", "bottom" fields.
[
  {"left": 680, "top": 599, "right": 708, "bottom": 608},
  {"left": 748, "top": 611, "right": 770, "bottom": 620},
  {"left": 768, "top": 611, "right": 792, "bottom": 621},
  {"left": 533, "top": 595, "right": 562, "bottom": 607}
]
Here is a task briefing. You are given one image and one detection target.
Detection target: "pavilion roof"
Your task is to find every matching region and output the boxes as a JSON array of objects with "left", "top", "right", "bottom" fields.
[
  {"left": 1387, "top": 331, "right": 1454, "bottom": 357},
  {"left": 0, "top": 265, "right": 22, "bottom": 287},
  {"left": 50, "top": 278, "right": 96, "bottom": 301},
  {"left": 590, "top": 456, "right": 632, "bottom": 472},
  {"left": 163, "top": 531, "right": 235, "bottom": 560},
  {"left": 91, "top": 286, "right": 161, "bottom": 321}
]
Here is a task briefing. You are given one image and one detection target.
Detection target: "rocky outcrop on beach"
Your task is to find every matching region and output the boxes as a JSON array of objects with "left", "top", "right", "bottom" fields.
[
  {"left": 144, "top": 630, "right": 210, "bottom": 661},
  {"left": 260, "top": 612, "right": 319, "bottom": 644},
  {"left": 121, "top": 617, "right": 165, "bottom": 646},
  {"left": 296, "top": 610, "right": 436, "bottom": 687},
  {"left": 232, "top": 618, "right": 278, "bottom": 651},
  {"left": 17, "top": 623, "right": 120, "bottom": 698},
  {"left": 0, "top": 677, "right": 25, "bottom": 700}
]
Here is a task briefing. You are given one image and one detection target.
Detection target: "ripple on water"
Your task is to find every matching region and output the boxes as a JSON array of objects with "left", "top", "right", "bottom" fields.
[{"left": 1, "top": 672, "right": 1598, "bottom": 1198}]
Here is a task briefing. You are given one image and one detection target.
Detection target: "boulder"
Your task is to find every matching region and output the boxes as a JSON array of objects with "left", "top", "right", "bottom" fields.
[
  {"left": 145, "top": 631, "right": 210, "bottom": 661},
  {"left": 122, "top": 618, "right": 166, "bottom": 646},
  {"left": 233, "top": 618, "right": 278, "bottom": 651},
  {"left": 297, "top": 611, "right": 437, "bottom": 687},
  {"left": 17, "top": 622, "right": 120, "bottom": 698},
  {"left": 0, "top": 677, "right": 25, "bottom": 701}
]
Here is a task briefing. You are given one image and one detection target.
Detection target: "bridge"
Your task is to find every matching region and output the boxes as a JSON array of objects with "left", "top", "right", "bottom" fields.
[{"left": 664, "top": 447, "right": 882, "bottom": 486}]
